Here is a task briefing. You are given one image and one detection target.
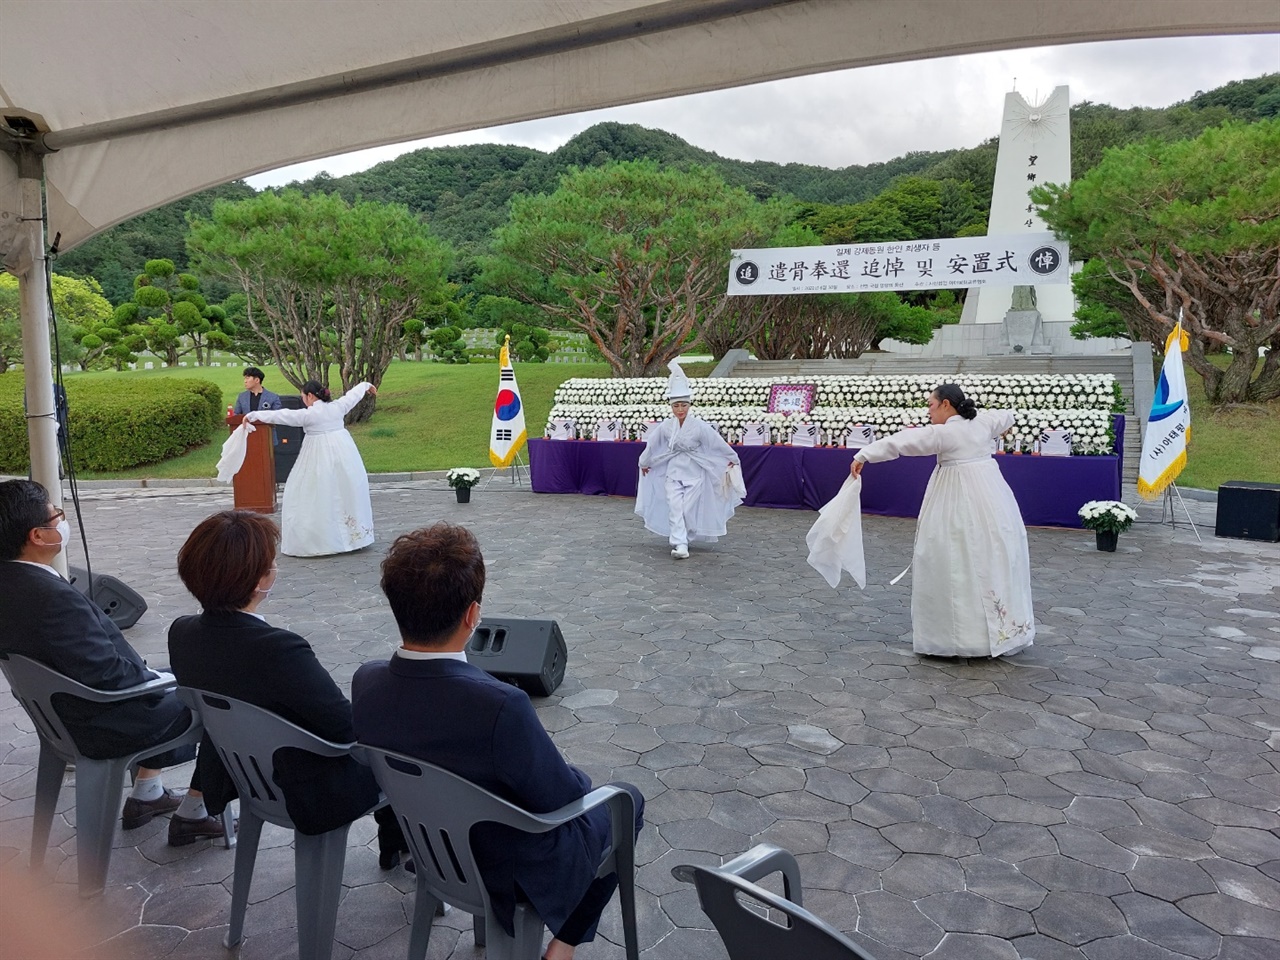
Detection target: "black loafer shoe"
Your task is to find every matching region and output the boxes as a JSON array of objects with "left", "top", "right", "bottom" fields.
[
  {"left": 168, "top": 814, "right": 236, "bottom": 847},
  {"left": 121, "top": 788, "right": 182, "bottom": 830}
]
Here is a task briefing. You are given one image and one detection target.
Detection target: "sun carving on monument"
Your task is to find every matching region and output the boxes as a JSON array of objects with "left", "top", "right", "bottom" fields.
[{"left": 1007, "top": 88, "right": 1069, "bottom": 144}]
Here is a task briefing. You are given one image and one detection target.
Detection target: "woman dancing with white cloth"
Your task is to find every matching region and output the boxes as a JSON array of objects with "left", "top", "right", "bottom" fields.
[
  {"left": 851, "top": 383, "right": 1034, "bottom": 658},
  {"left": 245, "top": 380, "right": 377, "bottom": 557}
]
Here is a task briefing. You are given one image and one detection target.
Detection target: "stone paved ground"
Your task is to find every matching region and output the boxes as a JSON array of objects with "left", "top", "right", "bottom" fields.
[{"left": 1, "top": 479, "right": 1277, "bottom": 960}]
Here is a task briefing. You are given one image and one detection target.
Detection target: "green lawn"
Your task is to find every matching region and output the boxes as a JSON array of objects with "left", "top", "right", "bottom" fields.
[
  {"left": 27, "top": 357, "right": 1278, "bottom": 489},
  {"left": 1177, "top": 365, "right": 1280, "bottom": 490},
  {"left": 63, "top": 359, "right": 716, "bottom": 480}
]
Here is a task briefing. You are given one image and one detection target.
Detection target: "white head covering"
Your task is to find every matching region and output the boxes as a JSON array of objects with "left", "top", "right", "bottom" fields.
[{"left": 666, "top": 360, "right": 693, "bottom": 402}]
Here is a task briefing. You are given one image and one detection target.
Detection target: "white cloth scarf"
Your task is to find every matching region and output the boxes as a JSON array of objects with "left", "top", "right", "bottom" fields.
[
  {"left": 215, "top": 421, "right": 257, "bottom": 483},
  {"left": 805, "top": 476, "right": 866, "bottom": 589}
]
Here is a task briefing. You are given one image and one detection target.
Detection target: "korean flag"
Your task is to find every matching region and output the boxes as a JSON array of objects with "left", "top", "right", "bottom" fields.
[{"left": 489, "top": 336, "right": 528, "bottom": 467}]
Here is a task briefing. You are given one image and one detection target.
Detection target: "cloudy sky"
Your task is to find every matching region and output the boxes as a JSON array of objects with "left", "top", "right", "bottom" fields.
[{"left": 247, "top": 33, "right": 1278, "bottom": 189}]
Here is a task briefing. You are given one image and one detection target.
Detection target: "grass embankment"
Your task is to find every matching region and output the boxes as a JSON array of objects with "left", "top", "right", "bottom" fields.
[
  {"left": 25, "top": 358, "right": 1277, "bottom": 489},
  {"left": 1177, "top": 366, "right": 1280, "bottom": 490}
]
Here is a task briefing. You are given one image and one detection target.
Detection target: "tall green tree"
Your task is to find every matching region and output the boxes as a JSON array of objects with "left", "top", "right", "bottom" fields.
[
  {"left": 0, "top": 273, "right": 117, "bottom": 372},
  {"left": 1068, "top": 258, "right": 1166, "bottom": 347},
  {"left": 1034, "top": 120, "right": 1280, "bottom": 405},
  {"left": 484, "top": 160, "right": 787, "bottom": 376},
  {"left": 750, "top": 291, "right": 934, "bottom": 360},
  {"left": 188, "top": 191, "right": 453, "bottom": 420},
  {"left": 116, "top": 259, "right": 230, "bottom": 368}
]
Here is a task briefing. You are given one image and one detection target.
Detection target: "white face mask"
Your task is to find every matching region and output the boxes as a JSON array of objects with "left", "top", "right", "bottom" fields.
[{"left": 54, "top": 518, "right": 70, "bottom": 546}]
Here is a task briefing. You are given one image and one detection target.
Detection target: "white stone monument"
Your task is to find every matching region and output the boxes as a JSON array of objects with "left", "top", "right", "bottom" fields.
[{"left": 962, "top": 85, "right": 1073, "bottom": 337}]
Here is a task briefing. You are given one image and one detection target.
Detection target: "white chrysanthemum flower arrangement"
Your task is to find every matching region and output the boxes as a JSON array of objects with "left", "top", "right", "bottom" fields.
[{"left": 1077, "top": 500, "right": 1138, "bottom": 533}]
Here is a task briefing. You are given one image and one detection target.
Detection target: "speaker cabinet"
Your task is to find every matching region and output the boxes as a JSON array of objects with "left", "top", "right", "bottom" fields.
[
  {"left": 273, "top": 395, "right": 306, "bottom": 483},
  {"left": 466, "top": 618, "right": 567, "bottom": 697},
  {"left": 67, "top": 567, "right": 149, "bottom": 630},
  {"left": 1215, "top": 481, "right": 1280, "bottom": 542}
]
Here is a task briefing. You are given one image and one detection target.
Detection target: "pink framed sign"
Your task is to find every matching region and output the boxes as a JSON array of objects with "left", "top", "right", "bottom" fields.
[{"left": 767, "top": 382, "right": 815, "bottom": 415}]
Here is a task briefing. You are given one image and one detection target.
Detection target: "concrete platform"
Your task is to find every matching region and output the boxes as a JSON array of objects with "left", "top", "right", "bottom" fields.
[{"left": 1, "top": 479, "right": 1276, "bottom": 959}]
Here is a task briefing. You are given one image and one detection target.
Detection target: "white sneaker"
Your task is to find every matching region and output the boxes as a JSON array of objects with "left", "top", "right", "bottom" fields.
[{"left": 671, "top": 545, "right": 689, "bottom": 559}]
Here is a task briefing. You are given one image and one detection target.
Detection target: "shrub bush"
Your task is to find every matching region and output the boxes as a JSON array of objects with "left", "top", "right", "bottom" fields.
[{"left": 0, "top": 376, "right": 222, "bottom": 472}]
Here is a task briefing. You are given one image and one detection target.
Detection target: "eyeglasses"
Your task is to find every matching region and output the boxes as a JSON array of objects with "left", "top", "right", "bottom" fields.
[{"left": 43, "top": 508, "right": 66, "bottom": 527}]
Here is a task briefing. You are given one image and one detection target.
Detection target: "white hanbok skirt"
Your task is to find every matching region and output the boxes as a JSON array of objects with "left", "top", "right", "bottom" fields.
[
  {"left": 912, "top": 459, "right": 1034, "bottom": 657},
  {"left": 279, "top": 428, "right": 374, "bottom": 557}
]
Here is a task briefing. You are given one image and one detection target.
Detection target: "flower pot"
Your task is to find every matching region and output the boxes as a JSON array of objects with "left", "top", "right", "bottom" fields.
[
  {"left": 455, "top": 486, "right": 471, "bottom": 504},
  {"left": 1095, "top": 529, "right": 1118, "bottom": 552}
]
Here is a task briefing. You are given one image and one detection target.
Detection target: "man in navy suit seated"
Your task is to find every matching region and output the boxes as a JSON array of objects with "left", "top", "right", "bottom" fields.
[
  {"left": 352, "top": 523, "right": 644, "bottom": 960},
  {"left": 0, "top": 480, "right": 227, "bottom": 845}
]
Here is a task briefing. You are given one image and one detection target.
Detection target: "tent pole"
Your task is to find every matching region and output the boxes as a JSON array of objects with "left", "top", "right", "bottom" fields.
[{"left": 15, "top": 151, "right": 66, "bottom": 575}]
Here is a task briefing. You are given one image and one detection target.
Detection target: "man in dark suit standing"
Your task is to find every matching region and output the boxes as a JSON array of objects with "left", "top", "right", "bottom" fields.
[
  {"left": 0, "top": 480, "right": 228, "bottom": 845},
  {"left": 231, "top": 367, "right": 282, "bottom": 416},
  {"left": 352, "top": 524, "right": 644, "bottom": 960}
]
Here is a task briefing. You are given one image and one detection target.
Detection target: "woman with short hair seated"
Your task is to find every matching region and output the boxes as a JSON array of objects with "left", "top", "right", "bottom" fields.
[{"left": 168, "top": 510, "right": 405, "bottom": 862}]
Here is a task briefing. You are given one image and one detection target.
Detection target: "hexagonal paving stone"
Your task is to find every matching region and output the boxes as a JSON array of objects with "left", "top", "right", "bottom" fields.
[
  {"left": 883, "top": 853, "right": 967, "bottom": 900},
  {"left": 1113, "top": 892, "right": 1222, "bottom": 959},
  {"left": 1032, "top": 891, "right": 1128, "bottom": 945},
  {"left": 917, "top": 891, "right": 1035, "bottom": 938}
]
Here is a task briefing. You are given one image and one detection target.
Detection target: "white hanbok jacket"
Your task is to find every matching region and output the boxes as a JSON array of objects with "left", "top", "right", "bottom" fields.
[
  {"left": 246, "top": 383, "right": 375, "bottom": 557},
  {"left": 856, "top": 411, "right": 1034, "bottom": 658},
  {"left": 635, "top": 415, "right": 746, "bottom": 542}
]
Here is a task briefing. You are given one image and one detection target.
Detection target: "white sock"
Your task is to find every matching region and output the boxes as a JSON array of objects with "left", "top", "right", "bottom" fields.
[
  {"left": 175, "top": 795, "right": 208, "bottom": 820},
  {"left": 130, "top": 775, "right": 165, "bottom": 802}
]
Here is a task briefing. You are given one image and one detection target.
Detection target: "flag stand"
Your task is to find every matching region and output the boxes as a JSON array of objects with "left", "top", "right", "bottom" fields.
[
  {"left": 1138, "top": 483, "right": 1202, "bottom": 543},
  {"left": 1161, "top": 483, "right": 1203, "bottom": 543},
  {"left": 484, "top": 451, "right": 527, "bottom": 489}
]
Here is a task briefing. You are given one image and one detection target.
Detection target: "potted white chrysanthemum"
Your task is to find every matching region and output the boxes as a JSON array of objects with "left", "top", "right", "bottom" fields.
[
  {"left": 446, "top": 467, "right": 482, "bottom": 503},
  {"left": 1077, "top": 499, "right": 1138, "bottom": 551}
]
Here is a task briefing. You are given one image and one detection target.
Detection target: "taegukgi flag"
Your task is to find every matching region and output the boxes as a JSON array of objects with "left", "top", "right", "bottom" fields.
[
  {"left": 489, "top": 335, "right": 527, "bottom": 468},
  {"left": 1138, "top": 322, "right": 1191, "bottom": 499}
]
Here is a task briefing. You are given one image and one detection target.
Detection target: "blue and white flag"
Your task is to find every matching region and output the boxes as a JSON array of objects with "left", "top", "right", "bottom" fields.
[{"left": 1138, "top": 323, "right": 1191, "bottom": 499}]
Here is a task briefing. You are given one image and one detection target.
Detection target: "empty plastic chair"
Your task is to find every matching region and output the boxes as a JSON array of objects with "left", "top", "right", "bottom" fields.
[
  {"left": 672, "top": 843, "right": 879, "bottom": 960},
  {"left": 177, "top": 688, "right": 378, "bottom": 960},
  {"left": 0, "top": 652, "right": 222, "bottom": 897},
  {"left": 354, "top": 744, "right": 639, "bottom": 960}
]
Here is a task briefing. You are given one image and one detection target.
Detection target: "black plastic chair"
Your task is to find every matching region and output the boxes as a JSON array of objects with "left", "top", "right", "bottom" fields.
[
  {"left": 672, "top": 843, "right": 879, "bottom": 960},
  {"left": 0, "top": 652, "right": 228, "bottom": 896},
  {"left": 354, "top": 744, "right": 639, "bottom": 960}
]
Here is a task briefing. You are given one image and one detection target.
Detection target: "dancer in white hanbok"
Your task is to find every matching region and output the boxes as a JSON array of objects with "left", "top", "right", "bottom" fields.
[
  {"left": 245, "top": 380, "right": 377, "bottom": 557},
  {"left": 851, "top": 384, "right": 1034, "bottom": 658},
  {"left": 636, "top": 363, "right": 745, "bottom": 559}
]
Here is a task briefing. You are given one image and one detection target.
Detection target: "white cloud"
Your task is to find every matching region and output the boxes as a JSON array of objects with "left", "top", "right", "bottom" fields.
[{"left": 247, "top": 34, "right": 1279, "bottom": 188}]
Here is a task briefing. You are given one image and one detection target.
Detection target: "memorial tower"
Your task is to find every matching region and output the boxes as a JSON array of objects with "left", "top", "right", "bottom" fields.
[{"left": 962, "top": 85, "right": 1073, "bottom": 332}]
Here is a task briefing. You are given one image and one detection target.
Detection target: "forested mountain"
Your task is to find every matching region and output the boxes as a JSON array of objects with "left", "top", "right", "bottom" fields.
[
  {"left": 54, "top": 73, "right": 1279, "bottom": 303},
  {"left": 54, "top": 180, "right": 256, "bottom": 304}
]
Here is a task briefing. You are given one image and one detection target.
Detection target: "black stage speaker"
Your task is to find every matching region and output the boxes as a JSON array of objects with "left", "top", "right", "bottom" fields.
[
  {"left": 466, "top": 618, "right": 567, "bottom": 697},
  {"left": 273, "top": 395, "right": 306, "bottom": 483},
  {"left": 1215, "top": 481, "right": 1280, "bottom": 542},
  {"left": 68, "top": 567, "right": 149, "bottom": 629}
]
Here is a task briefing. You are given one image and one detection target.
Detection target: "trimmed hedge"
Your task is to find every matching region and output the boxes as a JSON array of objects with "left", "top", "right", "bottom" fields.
[{"left": 0, "top": 376, "right": 222, "bottom": 472}]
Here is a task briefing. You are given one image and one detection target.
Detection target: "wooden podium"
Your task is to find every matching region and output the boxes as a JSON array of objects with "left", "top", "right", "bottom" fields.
[{"left": 226, "top": 414, "right": 277, "bottom": 513}]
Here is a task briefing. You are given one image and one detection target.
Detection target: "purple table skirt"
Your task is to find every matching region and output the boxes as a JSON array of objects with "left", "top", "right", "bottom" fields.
[{"left": 529, "top": 418, "right": 1122, "bottom": 528}]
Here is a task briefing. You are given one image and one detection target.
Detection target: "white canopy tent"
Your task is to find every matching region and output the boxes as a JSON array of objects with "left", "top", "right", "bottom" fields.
[{"left": 3, "top": 0, "right": 1276, "bottom": 539}]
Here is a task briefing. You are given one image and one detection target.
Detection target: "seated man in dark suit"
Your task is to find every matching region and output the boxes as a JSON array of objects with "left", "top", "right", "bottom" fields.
[
  {"left": 352, "top": 523, "right": 644, "bottom": 960},
  {"left": 0, "top": 480, "right": 227, "bottom": 845},
  {"left": 231, "top": 367, "right": 282, "bottom": 416}
]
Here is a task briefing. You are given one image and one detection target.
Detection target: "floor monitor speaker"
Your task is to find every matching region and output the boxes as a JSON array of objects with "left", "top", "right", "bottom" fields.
[
  {"left": 1215, "top": 481, "right": 1280, "bottom": 542},
  {"left": 466, "top": 618, "right": 566, "bottom": 697},
  {"left": 67, "top": 567, "right": 149, "bottom": 630}
]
